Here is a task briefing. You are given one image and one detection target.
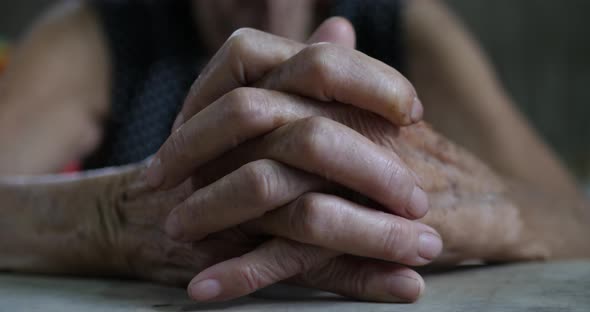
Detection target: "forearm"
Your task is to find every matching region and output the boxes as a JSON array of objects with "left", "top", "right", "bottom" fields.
[
  {"left": 0, "top": 165, "right": 141, "bottom": 276},
  {"left": 422, "top": 183, "right": 590, "bottom": 266},
  {"left": 405, "top": 0, "right": 579, "bottom": 196},
  {"left": 398, "top": 123, "right": 590, "bottom": 264},
  {"left": 507, "top": 183, "right": 590, "bottom": 260}
]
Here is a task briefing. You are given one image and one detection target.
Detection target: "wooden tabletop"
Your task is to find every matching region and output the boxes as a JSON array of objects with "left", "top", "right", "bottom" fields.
[{"left": 1, "top": 261, "right": 589, "bottom": 312}]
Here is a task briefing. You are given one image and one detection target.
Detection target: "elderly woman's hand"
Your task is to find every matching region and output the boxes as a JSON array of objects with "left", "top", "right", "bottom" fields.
[
  {"left": 145, "top": 18, "right": 441, "bottom": 302},
  {"left": 112, "top": 168, "right": 437, "bottom": 303}
]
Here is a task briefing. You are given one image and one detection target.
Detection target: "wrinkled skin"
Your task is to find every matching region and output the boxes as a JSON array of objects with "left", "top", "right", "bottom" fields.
[
  {"left": 2, "top": 0, "right": 584, "bottom": 304},
  {"left": 106, "top": 112, "right": 544, "bottom": 287},
  {"left": 0, "top": 17, "right": 544, "bottom": 302}
]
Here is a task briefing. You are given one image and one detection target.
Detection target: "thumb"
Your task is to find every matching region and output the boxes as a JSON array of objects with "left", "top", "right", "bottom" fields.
[{"left": 306, "top": 17, "right": 356, "bottom": 49}]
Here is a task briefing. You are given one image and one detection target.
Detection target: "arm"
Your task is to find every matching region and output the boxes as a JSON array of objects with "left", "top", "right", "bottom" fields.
[
  {"left": 404, "top": 0, "right": 580, "bottom": 196},
  {"left": 0, "top": 159, "right": 437, "bottom": 303},
  {"left": 399, "top": 0, "right": 589, "bottom": 261},
  {"left": 0, "top": 1, "right": 110, "bottom": 174},
  {"left": 394, "top": 124, "right": 590, "bottom": 263},
  {"left": 0, "top": 166, "right": 139, "bottom": 276},
  {"left": 505, "top": 182, "right": 590, "bottom": 260},
  {"left": 428, "top": 182, "right": 590, "bottom": 263},
  {"left": 1, "top": 123, "right": 587, "bottom": 280}
]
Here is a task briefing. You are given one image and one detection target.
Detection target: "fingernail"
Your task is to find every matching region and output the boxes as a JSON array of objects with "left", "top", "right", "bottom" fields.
[
  {"left": 165, "top": 212, "right": 183, "bottom": 240},
  {"left": 408, "top": 186, "right": 429, "bottom": 218},
  {"left": 172, "top": 113, "right": 184, "bottom": 132},
  {"left": 145, "top": 156, "right": 164, "bottom": 188},
  {"left": 410, "top": 97, "right": 423, "bottom": 123},
  {"left": 189, "top": 279, "right": 222, "bottom": 301},
  {"left": 418, "top": 232, "right": 443, "bottom": 261},
  {"left": 388, "top": 275, "right": 424, "bottom": 302}
]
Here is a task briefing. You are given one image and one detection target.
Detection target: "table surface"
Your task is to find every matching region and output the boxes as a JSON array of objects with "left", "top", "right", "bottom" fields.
[{"left": 1, "top": 261, "right": 589, "bottom": 312}]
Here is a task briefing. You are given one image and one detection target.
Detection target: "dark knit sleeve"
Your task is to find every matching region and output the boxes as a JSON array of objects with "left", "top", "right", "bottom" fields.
[{"left": 330, "top": 0, "right": 407, "bottom": 74}]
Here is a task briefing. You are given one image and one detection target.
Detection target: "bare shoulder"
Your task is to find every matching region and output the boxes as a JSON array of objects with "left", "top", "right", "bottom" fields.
[
  {"left": 0, "top": 1, "right": 111, "bottom": 174},
  {"left": 22, "top": 0, "right": 105, "bottom": 57},
  {"left": 1, "top": 0, "right": 110, "bottom": 116}
]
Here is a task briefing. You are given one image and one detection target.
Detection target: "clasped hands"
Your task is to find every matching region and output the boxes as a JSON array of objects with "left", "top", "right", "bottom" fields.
[{"left": 138, "top": 18, "right": 442, "bottom": 303}]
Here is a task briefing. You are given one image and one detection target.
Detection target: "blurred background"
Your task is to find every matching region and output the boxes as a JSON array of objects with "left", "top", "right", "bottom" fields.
[{"left": 1, "top": 0, "right": 589, "bottom": 189}]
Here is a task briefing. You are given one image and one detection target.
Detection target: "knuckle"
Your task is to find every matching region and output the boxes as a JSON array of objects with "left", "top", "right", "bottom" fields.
[
  {"left": 222, "top": 87, "right": 273, "bottom": 133},
  {"left": 381, "top": 219, "right": 411, "bottom": 261},
  {"left": 166, "top": 128, "right": 192, "bottom": 162},
  {"left": 292, "top": 117, "right": 334, "bottom": 160},
  {"left": 303, "top": 44, "right": 340, "bottom": 94},
  {"left": 382, "top": 158, "right": 414, "bottom": 204},
  {"left": 305, "top": 43, "right": 340, "bottom": 67},
  {"left": 229, "top": 27, "right": 258, "bottom": 41},
  {"left": 177, "top": 196, "right": 202, "bottom": 226},
  {"left": 237, "top": 264, "right": 269, "bottom": 292},
  {"left": 299, "top": 258, "right": 339, "bottom": 285},
  {"left": 226, "top": 28, "right": 259, "bottom": 84},
  {"left": 240, "top": 160, "right": 281, "bottom": 204},
  {"left": 227, "top": 28, "right": 258, "bottom": 52},
  {"left": 316, "top": 259, "right": 369, "bottom": 297},
  {"left": 223, "top": 87, "right": 260, "bottom": 124},
  {"left": 348, "top": 267, "right": 370, "bottom": 296},
  {"left": 281, "top": 245, "right": 322, "bottom": 274},
  {"left": 167, "top": 205, "right": 201, "bottom": 240},
  {"left": 290, "top": 194, "right": 325, "bottom": 240}
]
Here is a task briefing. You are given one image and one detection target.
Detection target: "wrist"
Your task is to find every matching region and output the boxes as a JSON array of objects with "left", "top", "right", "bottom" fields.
[
  {"left": 507, "top": 184, "right": 590, "bottom": 260},
  {"left": 0, "top": 164, "right": 144, "bottom": 276}
]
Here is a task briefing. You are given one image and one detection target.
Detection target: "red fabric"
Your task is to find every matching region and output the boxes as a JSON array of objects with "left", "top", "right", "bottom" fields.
[
  {"left": 62, "top": 161, "right": 81, "bottom": 173},
  {"left": 0, "top": 57, "right": 7, "bottom": 73}
]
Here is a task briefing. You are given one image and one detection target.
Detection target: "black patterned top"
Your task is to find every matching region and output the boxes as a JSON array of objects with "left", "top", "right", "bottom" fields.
[{"left": 84, "top": 0, "right": 406, "bottom": 169}]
